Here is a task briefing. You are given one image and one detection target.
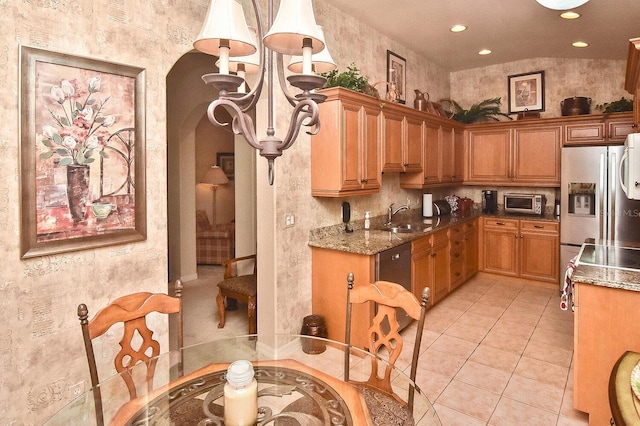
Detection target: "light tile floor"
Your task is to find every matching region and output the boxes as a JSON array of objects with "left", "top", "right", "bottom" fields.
[
  {"left": 187, "top": 267, "right": 589, "bottom": 426},
  {"left": 402, "top": 272, "right": 589, "bottom": 426}
]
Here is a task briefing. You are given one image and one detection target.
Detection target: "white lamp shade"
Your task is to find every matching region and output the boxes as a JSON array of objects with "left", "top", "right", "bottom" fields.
[
  {"left": 216, "top": 27, "right": 261, "bottom": 73},
  {"left": 288, "top": 49, "right": 336, "bottom": 73},
  {"left": 263, "top": 0, "right": 325, "bottom": 55},
  {"left": 535, "top": 0, "right": 588, "bottom": 10},
  {"left": 194, "top": 0, "right": 257, "bottom": 57},
  {"left": 201, "top": 165, "right": 229, "bottom": 185},
  {"left": 288, "top": 25, "right": 336, "bottom": 73}
]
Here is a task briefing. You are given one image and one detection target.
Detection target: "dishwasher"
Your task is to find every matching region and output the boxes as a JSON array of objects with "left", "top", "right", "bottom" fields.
[{"left": 375, "top": 241, "right": 413, "bottom": 331}]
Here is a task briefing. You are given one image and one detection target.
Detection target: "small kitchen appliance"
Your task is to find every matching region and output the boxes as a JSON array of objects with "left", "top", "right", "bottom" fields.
[
  {"left": 482, "top": 190, "right": 498, "bottom": 213},
  {"left": 504, "top": 193, "right": 546, "bottom": 215}
]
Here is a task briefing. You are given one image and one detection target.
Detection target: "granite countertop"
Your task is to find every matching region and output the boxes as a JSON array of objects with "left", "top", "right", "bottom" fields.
[
  {"left": 572, "top": 265, "right": 640, "bottom": 291},
  {"left": 308, "top": 208, "right": 558, "bottom": 256},
  {"left": 572, "top": 239, "right": 640, "bottom": 291}
]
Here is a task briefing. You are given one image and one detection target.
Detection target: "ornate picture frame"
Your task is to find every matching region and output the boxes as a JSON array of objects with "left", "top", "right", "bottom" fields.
[
  {"left": 19, "top": 46, "right": 146, "bottom": 259},
  {"left": 386, "top": 50, "right": 406, "bottom": 104},
  {"left": 508, "top": 70, "right": 545, "bottom": 113},
  {"left": 217, "top": 152, "right": 234, "bottom": 180}
]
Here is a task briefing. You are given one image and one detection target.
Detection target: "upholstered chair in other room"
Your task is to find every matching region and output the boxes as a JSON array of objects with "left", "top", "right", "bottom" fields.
[
  {"left": 195, "top": 209, "right": 234, "bottom": 265},
  {"left": 216, "top": 254, "right": 257, "bottom": 334}
]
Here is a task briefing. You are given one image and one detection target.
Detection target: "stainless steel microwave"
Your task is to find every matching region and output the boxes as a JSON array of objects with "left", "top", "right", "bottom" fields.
[{"left": 504, "top": 193, "right": 546, "bottom": 215}]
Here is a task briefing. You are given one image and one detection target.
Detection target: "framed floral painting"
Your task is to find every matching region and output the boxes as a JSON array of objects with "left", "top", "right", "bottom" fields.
[{"left": 19, "top": 46, "right": 146, "bottom": 258}]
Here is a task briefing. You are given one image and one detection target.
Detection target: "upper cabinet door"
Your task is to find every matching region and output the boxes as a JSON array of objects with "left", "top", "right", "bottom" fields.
[
  {"left": 513, "top": 125, "right": 561, "bottom": 185},
  {"left": 311, "top": 88, "right": 381, "bottom": 197},
  {"left": 381, "top": 108, "right": 405, "bottom": 172},
  {"left": 466, "top": 128, "right": 511, "bottom": 183},
  {"left": 361, "top": 103, "right": 382, "bottom": 191},
  {"left": 403, "top": 113, "right": 424, "bottom": 173}
]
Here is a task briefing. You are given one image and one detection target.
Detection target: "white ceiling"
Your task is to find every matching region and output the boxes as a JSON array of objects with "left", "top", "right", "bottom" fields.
[{"left": 324, "top": 0, "right": 640, "bottom": 72}]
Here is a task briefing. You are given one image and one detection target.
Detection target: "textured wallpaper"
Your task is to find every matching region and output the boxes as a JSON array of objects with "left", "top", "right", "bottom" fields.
[{"left": 0, "top": 0, "right": 632, "bottom": 423}]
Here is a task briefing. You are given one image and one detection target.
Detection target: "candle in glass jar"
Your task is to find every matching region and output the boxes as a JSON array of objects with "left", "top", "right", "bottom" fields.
[{"left": 224, "top": 360, "right": 258, "bottom": 426}]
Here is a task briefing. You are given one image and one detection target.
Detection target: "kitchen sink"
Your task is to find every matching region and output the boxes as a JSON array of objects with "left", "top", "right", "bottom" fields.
[{"left": 380, "top": 223, "right": 416, "bottom": 233}]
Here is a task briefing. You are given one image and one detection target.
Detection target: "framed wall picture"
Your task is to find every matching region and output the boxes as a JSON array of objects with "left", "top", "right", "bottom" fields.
[
  {"left": 386, "top": 50, "right": 406, "bottom": 104},
  {"left": 217, "top": 152, "right": 234, "bottom": 180},
  {"left": 508, "top": 70, "right": 545, "bottom": 113},
  {"left": 19, "top": 46, "right": 146, "bottom": 259}
]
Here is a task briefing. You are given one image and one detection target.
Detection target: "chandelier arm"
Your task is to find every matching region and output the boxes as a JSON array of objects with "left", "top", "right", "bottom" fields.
[
  {"left": 230, "top": 0, "right": 266, "bottom": 113},
  {"left": 207, "top": 99, "right": 261, "bottom": 151},
  {"left": 278, "top": 99, "right": 320, "bottom": 151},
  {"left": 276, "top": 52, "right": 299, "bottom": 108}
]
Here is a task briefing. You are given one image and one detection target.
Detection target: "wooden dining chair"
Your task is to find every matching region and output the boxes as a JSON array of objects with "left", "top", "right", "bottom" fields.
[
  {"left": 344, "top": 272, "right": 429, "bottom": 424},
  {"left": 77, "top": 280, "right": 183, "bottom": 426},
  {"left": 216, "top": 254, "right": 257, "bottom": 334}
]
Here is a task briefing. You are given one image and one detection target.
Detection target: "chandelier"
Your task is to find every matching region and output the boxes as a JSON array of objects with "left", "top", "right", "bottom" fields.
[
  {"left": 535, "top": 0, "right": 588, "bottom": 10},
  {"left": 193, "top": 0, "right": 335, "bottom": 185}
]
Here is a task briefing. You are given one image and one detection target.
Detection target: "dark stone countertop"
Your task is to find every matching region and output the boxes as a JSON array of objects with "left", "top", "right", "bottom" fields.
[
  {"left": 309, "top": 208, "right": 560, "bottom": 256},
  {"left": 572, "top": 239, "right": 640, "bottom": 291}
]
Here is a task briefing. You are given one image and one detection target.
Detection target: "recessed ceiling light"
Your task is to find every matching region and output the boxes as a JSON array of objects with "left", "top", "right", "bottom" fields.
[
  {"left": 572, "top": 41, "right": 589, "bottom": 48},
  {"left": 560, "top": 11, "right": 581, "bottom": 19},
  {"left": 478, "top": 49, "right": 492, "bottom": 55},
  {"left": 450, "top": 25, "right": 467, "bottom": 33}
]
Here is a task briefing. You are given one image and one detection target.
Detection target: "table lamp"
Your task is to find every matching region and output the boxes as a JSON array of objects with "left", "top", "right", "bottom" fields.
[{"left": 201, "top": 165, "right": 229, "bottom": 225}]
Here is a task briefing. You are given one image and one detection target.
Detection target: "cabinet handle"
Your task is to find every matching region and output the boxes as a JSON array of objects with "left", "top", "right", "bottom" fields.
[
  {"left": 431, "top": 253, "right": 437, "bottom": 257},
  {"left": 453, "top": 253, "right": 460, "bottom": 258},
  {"left": 496, "top": 222, "right": 506, "bottom": 226},
  {"left": 534, "top": 225, "right": 544, "bottom": 229}
]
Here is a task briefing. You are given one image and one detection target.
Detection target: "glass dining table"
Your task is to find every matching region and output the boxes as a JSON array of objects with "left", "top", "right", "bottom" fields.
[{"left": 45, "top": 334, "right": 441, "bottom": 425}]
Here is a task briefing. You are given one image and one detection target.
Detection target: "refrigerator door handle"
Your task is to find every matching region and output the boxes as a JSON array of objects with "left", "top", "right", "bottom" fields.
[
  {"left": 619, "top": 148, "right": 629, "bottom": 197},
  {"left": 609, "top": 151, "right": 617, "bottom": 242},
  {"left": 599, "top": 153, "right": 606, "bottom": 241}
]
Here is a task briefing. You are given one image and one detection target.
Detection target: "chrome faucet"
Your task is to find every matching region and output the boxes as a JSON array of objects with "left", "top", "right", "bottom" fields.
[{"left": 387, "top": 203, "right": 410, "bottom": 225}]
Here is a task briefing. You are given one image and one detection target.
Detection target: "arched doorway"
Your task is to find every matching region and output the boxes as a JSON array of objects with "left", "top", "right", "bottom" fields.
[{"left": 166, "top": 51, "right": 257, "bottom": 340}]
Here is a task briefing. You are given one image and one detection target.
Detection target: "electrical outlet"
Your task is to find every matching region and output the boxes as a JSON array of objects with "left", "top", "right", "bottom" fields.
[
  {"left": 70, "top": 381, "right": 85, "bottom": 397},
  {"left": 285, "top": 214, "right": 295, "bottom": 227}
]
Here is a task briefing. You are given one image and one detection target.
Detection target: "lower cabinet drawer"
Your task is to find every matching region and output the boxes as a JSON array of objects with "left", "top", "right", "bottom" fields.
[{"left": 450, "top": 260, "right": 464, "bottom": 290}]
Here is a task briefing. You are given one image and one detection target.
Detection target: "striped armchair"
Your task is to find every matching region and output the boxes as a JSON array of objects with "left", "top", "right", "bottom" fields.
[{"left": 195, "top": 210, "right": 234, "bottom": 265}]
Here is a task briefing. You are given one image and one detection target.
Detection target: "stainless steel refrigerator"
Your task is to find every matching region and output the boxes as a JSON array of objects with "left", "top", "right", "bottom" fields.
[{"left": 560, "top": 144, "right": 640, "bottom": 290}]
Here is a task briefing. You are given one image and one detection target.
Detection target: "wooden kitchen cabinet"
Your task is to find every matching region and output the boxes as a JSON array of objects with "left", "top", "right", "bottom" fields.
[
  {"left": 311, "top": 88, "right": 381, "bottom": 197},
  {"left": 466, "top": 128, "right": 512, "bottom": 183},
  {"left": 574, "top": 281, "right": 640, "bottom": 425},
  {"left": 466, "top": 124, "right": 561, "bottom": 186},
  {"left": 381, "top": 104, "right": 422, "bottom": 173},
  {"left": 400, "top": 118, "right": 465, "bottom": 189},
  {"left": 482, "top": 217, "right": 559, "bottom": 283},
  {"left": 519, "top": 220, "right": 559, "bottom": 282},
  {"left": 563, "top": 112, "right": 634, "bottom": 146},
  {"left": 453, "top": 128, "right": 465, "bottom": 182},
  {"left": 483, "top": 218, "right": 519, "bottom": 276},
  {"left": 625, "top": 37, "right": 640, "bottom": 130},
  {"left": 411, "top": 236, "right": 434, "bottom": 307},
  {"left": 411, "top": 230, "right": 450, "bottom": 306},
  {"left": 431, "top": 230, "right": 450, "bottom": 304},
  {"left": 464, "top": 220, "right": 479, "bottom": 280},
  {"left": 449, "top": 224, "right": 465, "bottom": 291},
  {"left": 311, "top": 247, "right": 375, "bottom": 349},
  {"left": 513, "top": 125, "right": 561, "bottom": 185}
]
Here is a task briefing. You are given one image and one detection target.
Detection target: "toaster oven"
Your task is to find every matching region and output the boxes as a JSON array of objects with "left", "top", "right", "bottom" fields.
[{"left": 504, "top": 193, "right": 546, "bottom": 215}]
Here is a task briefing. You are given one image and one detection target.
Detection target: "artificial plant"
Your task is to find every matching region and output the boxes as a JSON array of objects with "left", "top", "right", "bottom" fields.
[{"left": 443, "top": 97, "right": 512, "bottom": 124}]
